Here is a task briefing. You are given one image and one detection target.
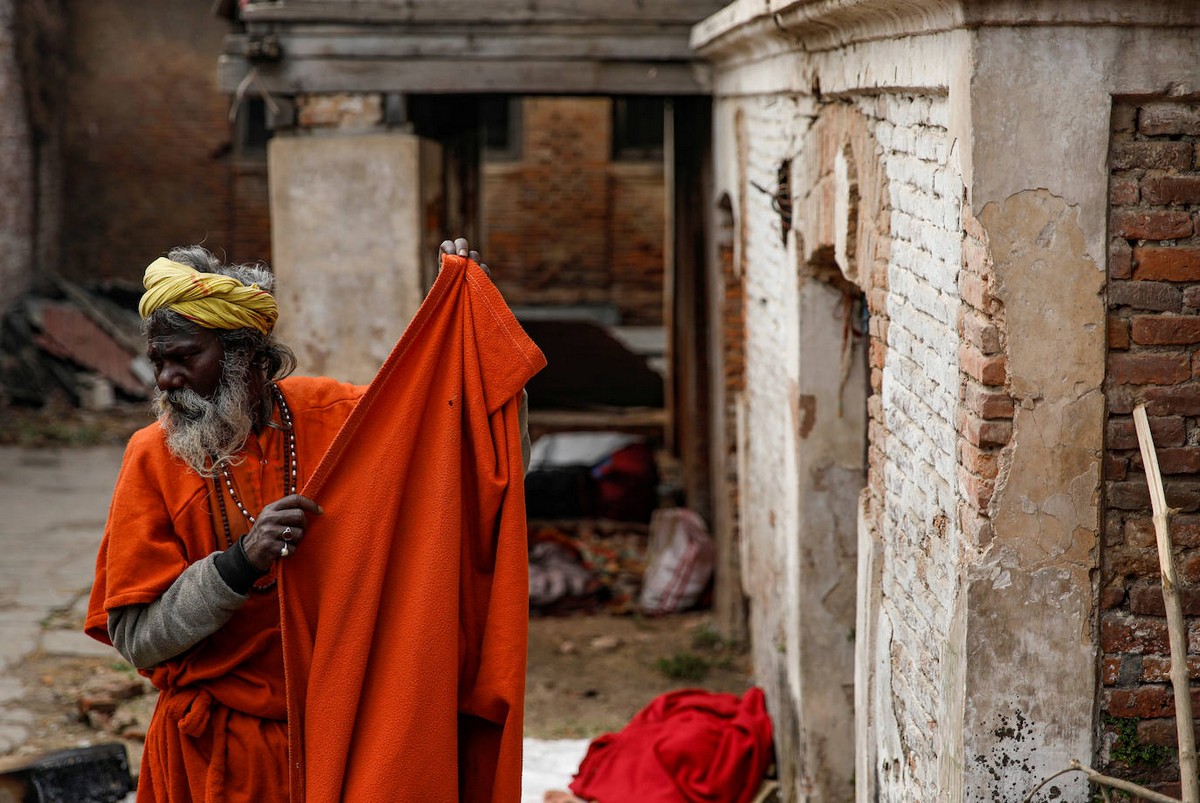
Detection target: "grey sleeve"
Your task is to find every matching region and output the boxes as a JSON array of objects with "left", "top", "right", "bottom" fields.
[
  {"left": 107, "top": 554, "right": 249, "bottom": 669},
  {"left": 520, "top": 389, "right": 531, "bottom": 474}
]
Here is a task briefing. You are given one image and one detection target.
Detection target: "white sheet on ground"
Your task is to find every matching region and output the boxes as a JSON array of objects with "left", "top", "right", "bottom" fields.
[{"left": 522, "top": 738, "right": 592, "bottom": 803}]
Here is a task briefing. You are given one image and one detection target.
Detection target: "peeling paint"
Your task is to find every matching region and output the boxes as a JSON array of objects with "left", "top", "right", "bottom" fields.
[{"left": 962, "top": 188, "right": 1101, "bottom": 801}]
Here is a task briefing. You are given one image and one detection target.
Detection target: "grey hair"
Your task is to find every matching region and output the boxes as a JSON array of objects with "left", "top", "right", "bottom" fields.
[{"left": 142, "top": 245, "right": 297, "bottom": 382}]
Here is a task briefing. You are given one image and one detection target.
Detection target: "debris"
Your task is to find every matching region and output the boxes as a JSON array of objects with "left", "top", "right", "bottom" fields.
[
  {"left": 528, "top": 521, "right": 648, "bottom": 615},
  {"left": 588, "top": 635, "right": 621, "bottom": 652},
  {"left": 0, "top": 279, "right": 150, "bottom": 409},
  {"left": 0, "top": 743, "right": 134, "bottom": 803},
  {"left": 33, "top": 301, "right": 148, "bottom": 399}
]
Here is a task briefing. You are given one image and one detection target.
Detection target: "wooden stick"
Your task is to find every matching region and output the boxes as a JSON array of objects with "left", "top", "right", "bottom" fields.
[
  {"left": 1134, "top": 403, "right": 1200, "bottom": 803},
  {"left": 1023, "top": 760, "right": 1179, "bottom": 802}
]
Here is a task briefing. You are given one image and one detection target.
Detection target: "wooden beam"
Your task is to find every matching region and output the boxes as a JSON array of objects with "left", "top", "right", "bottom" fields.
[
  {"left": 241, "top": 0, "right": 726, "bottom": 25},
  {"left": 218, "top": 56, "right": 711, "bottom": 95},
  {"left": 226, "top": 28, "right": 699, "bottom": 61}
]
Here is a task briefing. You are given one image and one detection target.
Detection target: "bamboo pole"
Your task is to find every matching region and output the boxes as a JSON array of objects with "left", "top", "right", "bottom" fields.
[{"left": 1134, "top": 403, "right": 1200, "bottom": 803}]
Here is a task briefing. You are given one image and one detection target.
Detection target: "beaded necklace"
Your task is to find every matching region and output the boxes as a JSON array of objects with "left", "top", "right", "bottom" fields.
[{"left": 212, "top": 383, "right": 296, "bottom": 592}]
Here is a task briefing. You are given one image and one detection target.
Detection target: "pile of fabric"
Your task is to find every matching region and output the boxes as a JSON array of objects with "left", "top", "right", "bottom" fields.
[
  {"left": 528, "top": 520, "right": 649, "bottom": 614},
  {"left": 555, "top": 687, "right": 775, "bottom": 803}
]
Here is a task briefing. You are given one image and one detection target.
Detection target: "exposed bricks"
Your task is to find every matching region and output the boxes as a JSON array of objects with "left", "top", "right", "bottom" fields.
[
  {"left": 1129, "top": 583, "right": 1200, "bottom": 616},
  {"left": 1101, "top": 612, "right": 1170, "bottom": 654},
  {"left": 1134, "top": 246, "right": 1200, "bottom": 281},
  {"left": 1111, "top": 176, "right": 1140, "bottom": 206},
  {"left": 963, "top": 383, "right": 1014, "bottom": 419},
  {"left": 960, "top": 311, "right": 1000, "bottom": 353},
  {"left": 1109, "top": 318, "right": 1130, "bottom": 349},
  {"left": 1106, "top": 352, "right": 1190, "bottom": 385},
  {"left": 961, "top": 413, "right": 1011, "bottom": 448},
  {"left": 1109, "top": 281, "right": 1182, "bottom": 312},
  {"left": 1110, "top": 240, "right": 1133, "bottom": 279},
  {"left": 482, "top": 97, "right": 664, "bottom": 325},
  {"left": 960, "top": 272, "right": 993, "bottom": 312},
  {"left": 959, "top": 345, "right": 1005, "bottom": 385},
  {"left": 1111, "top": 141, "right": 1195, "bottom": 171},
  {"left": 1104, "top": 100, "right": 1200, "bottom": 789},
  {"left": 1139, "top": 103, "right": 1200, "bottom": 136},
  {"left": 1105, "top": 686, "right": 1186, "bottom": 719},
  {"left": 1142, "top": 177, "right": 1200, "bottom": 206},
  {"left": 959, "top": 440, "right": 998, "bottom": 480},
  {"left": 1106, "top": 415, "right": 1185, "bottom": 450},
  {"left": 1136, "top": 715, "right": 1200, "bottom": 746},
  {"left": 1111, "top": 209, "right": 1194, "bottom": 240},
  {"left": 1141, "top": 385, "right": 1200, "bottom": 416},
  {"left": 1131, "top": 315, "right": 1200, "bottom": 344}
]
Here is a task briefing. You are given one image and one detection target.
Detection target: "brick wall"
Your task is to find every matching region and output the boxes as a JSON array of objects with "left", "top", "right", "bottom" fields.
[
  {"left": 866, "top": 92, "right": 963, "bottom": 800},
  {"left": 726, "top": 90, "right": 964, "bottom": 800},
  {"left": 59, "top": 0, "right": 254, "bottom": 283},
  {"left": 0, "top": 0, "right": 34, "bottom": 310},
  {"left": 483, "top": 97, "right": 665, "bottom": 325},
  {"left": 1103, "top": 97, "right": 1200, "bottom": 796}
]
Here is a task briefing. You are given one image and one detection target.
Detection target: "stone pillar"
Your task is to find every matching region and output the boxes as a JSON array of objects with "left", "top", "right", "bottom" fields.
[{"left": 268, "top": 133, "right": 442, "bottom": 384}]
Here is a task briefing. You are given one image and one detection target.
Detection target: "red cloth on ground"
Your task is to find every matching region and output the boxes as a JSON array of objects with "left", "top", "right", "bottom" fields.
[
  {"left": 280, "top": 255, "right": 546, "bottom": 803},
  {"left": 568, "top": 687, "right": 774, "bottom": 803},
  {"left": 84, "top": 376, "right": 364, "bottom": 802}
]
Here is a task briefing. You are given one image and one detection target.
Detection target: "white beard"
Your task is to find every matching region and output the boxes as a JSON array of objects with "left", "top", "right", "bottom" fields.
[{"left": 153, "top": 349, "right": 255, "bottom": 477}]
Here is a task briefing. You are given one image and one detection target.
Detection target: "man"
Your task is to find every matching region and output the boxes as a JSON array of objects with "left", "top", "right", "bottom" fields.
[{"left": 84, "top": 239, "right": 526, "bottom": 801}]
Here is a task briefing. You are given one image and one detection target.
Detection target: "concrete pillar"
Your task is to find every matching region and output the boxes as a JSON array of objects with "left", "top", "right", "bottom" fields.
[{"left": 268, "top": 133, "right": 442, "bottom": 384}]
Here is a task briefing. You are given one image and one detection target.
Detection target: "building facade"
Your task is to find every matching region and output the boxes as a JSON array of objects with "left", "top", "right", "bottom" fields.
[{"left": 694, "top": 1, "right": 1200, "bottom": 799}]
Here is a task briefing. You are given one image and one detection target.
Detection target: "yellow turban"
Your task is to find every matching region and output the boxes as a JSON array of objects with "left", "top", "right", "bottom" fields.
[{"left": 138, "top": 257, "right": 279, "bottom": 334}]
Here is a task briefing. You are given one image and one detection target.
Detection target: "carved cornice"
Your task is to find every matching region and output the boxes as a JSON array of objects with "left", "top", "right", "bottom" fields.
[{"left": 692, "top": 0, "right": 1200, "bottom": 63}]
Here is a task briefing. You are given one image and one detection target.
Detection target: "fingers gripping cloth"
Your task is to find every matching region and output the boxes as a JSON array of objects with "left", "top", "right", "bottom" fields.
[{"left": 139, "top": 257, "right": 279, "bottom": 334}]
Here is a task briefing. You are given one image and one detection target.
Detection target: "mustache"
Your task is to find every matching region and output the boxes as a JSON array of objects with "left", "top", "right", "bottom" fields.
[
  {"left": 153, "top": 350, "right": 255, "bottom": 476},
  {"left": 162, "top": 388, "right": 210, "bottom": 419}
]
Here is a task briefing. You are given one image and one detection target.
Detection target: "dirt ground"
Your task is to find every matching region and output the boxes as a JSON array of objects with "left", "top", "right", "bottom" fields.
[
  {"left": 1, "top": 403, "right": 754, "bottom": 767},
  {"left": 11, "top": 608, "right": 751, "bottom": 766}
]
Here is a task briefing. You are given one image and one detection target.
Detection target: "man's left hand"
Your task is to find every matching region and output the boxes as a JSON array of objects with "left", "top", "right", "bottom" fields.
[{"left": 440, "top": 237, "right": 490, "bottom": 278}]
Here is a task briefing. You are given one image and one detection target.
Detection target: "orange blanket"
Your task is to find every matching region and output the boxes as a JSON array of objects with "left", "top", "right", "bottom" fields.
[{"left": 280, "top": 255, "right": 546, "bottom": 803}]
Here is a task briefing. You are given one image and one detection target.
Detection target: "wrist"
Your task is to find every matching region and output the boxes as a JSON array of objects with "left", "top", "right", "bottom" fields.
[{"left": 214, "top": 538, "right": 269, "bottom": 593}]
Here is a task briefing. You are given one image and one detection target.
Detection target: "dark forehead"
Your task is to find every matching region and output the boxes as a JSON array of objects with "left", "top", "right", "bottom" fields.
[{"left": 146, "top": 324, "right": 220, "bottom": 354}]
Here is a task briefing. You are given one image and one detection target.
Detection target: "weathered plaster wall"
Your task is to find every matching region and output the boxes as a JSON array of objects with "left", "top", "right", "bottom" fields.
[
  {"left": 0, "top": 0, "right": 34, "bottom": 312},
  {"left": 962, "top": 21, "right": 1200, "bottom": 800},
  {"left": 964, "top": 190, "right": 1103, "bottom": 801}
]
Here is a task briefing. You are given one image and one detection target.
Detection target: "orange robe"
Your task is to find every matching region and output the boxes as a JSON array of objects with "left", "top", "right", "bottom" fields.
[
  {"left": 85, "top": 376, "right": 365, "bottom": 802},
  {"left": 280, "top": 255, "right": 545, "bottom": 802}
]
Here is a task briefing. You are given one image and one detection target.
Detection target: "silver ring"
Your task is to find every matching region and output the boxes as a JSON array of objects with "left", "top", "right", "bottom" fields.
[
  {"left": 281, "top": 526, "right": 293, "bottom": 542},
  {"left": 280, "top": 543, "right": 290, "bottom": 558}
]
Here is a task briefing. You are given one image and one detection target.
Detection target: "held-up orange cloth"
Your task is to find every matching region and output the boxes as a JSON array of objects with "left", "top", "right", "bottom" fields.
[
  {"left": 84, "top": 375, "right": 366, "bottom": 802},
  {"left": 281, "top": 255, "right": 546, "bottom": 802}
]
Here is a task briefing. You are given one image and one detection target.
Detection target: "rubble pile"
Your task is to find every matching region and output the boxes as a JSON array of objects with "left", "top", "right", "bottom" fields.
[{"left": 0, "top": 278, "right": 152, "bottom": 411}]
